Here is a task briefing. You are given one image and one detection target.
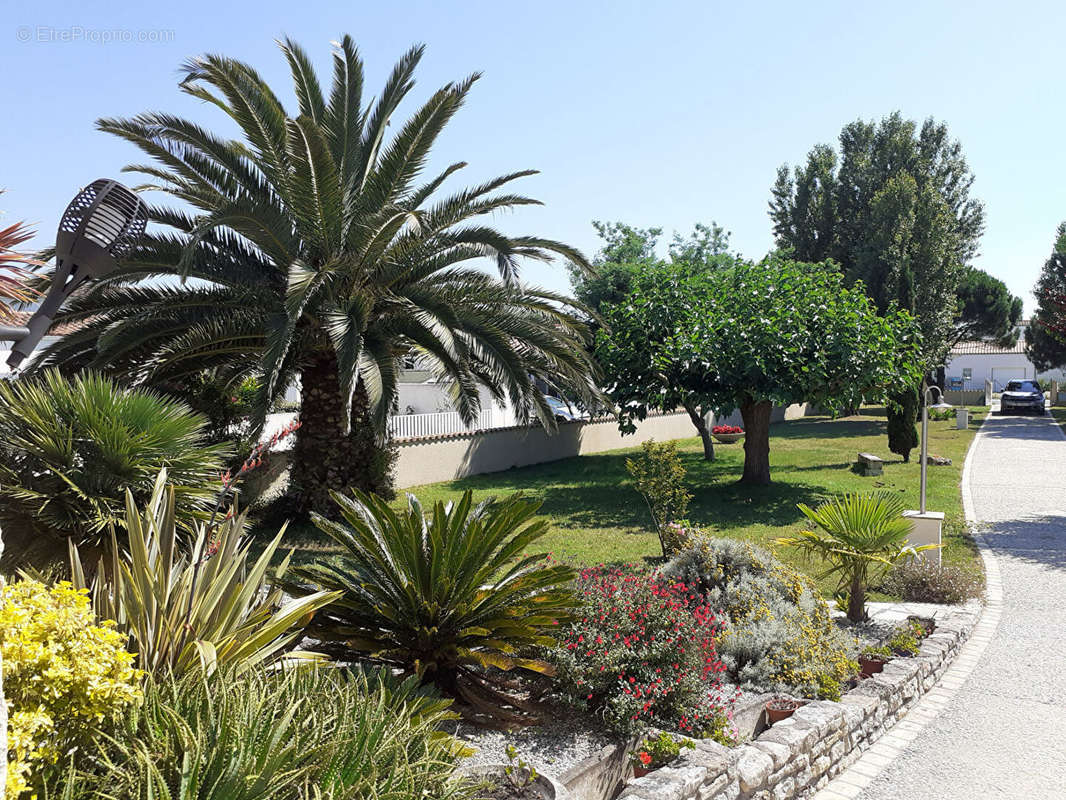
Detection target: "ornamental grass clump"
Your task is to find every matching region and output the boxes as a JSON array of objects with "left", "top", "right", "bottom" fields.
[
  {"left": 547, "top": 564, "right": 734, "bottom": 738},
  {"left": 46, "top": 666, "right": 475, "bottom": 800},
  {"left": 662, "top": 538, "right": 857, "bottom": 700}
]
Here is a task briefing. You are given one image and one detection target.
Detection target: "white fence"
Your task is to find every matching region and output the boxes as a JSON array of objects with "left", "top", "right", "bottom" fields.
[{"left": 387, "top": 408, "right": 504, "bottom": 440}]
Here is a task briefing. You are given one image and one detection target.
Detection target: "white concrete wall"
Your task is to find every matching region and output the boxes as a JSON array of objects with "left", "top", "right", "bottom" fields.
[
  {"left": 392, "top": 403, "right": 811, "bottom": 488},
  {"left": 946, "top": 352, "right": 1066, "bottom": 392}
]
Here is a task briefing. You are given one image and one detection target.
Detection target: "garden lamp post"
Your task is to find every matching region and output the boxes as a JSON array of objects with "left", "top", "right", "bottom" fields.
[
  {"left": 1, "top": 178, "right": 147, "bottom": 368},
  {"left": 919, "top": 384, "right": 954, "bottom": 513}
]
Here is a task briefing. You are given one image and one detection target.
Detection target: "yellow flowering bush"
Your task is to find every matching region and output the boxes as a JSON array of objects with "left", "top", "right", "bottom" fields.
[{"left": 1, "top": 579, "right": 142, "bottom": 798}]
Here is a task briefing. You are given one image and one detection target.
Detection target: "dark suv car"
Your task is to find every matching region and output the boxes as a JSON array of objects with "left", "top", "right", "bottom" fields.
[{"left": 1000, "top": 380, "right": 1045, "bottom": 414}]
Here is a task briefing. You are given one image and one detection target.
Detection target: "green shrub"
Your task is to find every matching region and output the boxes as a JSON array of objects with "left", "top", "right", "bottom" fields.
[
  {"left": 661, "top": 538, "right": 857, "bottom": 700},
  {"left": 290, "top": 489, "right": 577, "bottom": 725},
  {"left": 631, "top": 732, "right": 695, "bottom": 769},
  {"left": 0, "top": 370, "right": 228, "bottom": 569},
  {"left": 47, "top": 667, "right": 474, "bottom": 800},
  {"left": 887, "top": 387, "right": 919, "bottom": 461},
  {"left": 886, "top": 624, "right": 920, "bottom": 656},
  {"left": 777, "top": 492, "right": 936, "bottom": 622},
  {"left": 546, "top": 564, "right": 734, "bottom": 738},
  {"left": 70, "top": 470, "right": 336, "bottom": 676},
  {"left": 0, "top": 578, "right": 142, "bottom": 798},
  {"left": 878, "top": 559, "right": 985, "bottom": 604},
  {"left": 626, "top": 440, "right": 692, "bottom": 555}
]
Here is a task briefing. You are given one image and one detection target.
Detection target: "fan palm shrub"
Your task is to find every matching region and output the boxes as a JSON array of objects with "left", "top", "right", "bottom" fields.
[
  {"left": 776, "top": 492, "right": 937, "bottom": 622},
  {"left": 291, "top": 489, "right": 577, "bottom": 726},
  {"left": 33, "top": 35, "right": 599, "bottom": 512},
  {"left": 47, "top": 666, "right": 474, "bottom": 800},
  {"left": 0, "top": 369, "right": 227, "bottom": 569},
  {"left": 69, "top": 470, "right": 337, "bottom": 676}
]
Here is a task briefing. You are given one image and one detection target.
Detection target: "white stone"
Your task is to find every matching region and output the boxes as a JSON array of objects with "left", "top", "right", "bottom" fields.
[{"left": 735, "top": 746, "right": 774, "bottom": 792}]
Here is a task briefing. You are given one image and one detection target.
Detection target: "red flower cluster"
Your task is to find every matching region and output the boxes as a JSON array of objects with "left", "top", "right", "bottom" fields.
[
  {"left": 550, "top": 564, "right": 734, "bottom": 736},
  {"left": 220, "top": 419, "right": 302, "bottom": 489},
  {"left": 711, "top": 425, "right": 743, "bottom": 435}
]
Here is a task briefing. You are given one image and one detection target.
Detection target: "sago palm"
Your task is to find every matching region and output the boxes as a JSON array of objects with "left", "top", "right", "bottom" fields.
[
  {"left": 776, "top": 492, "right": 936, "bottom": 622},
  {"left": 32, "top": 36, "right": 598, "bottom": 512},
  {"left": 291, "top": 489, "right": 577, "bottom": 727}
]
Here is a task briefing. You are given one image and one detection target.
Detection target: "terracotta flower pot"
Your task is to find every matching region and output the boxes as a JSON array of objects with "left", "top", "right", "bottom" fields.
[
  {"left": 713, "top": 433, "right": 744, "bottom": 444},
  {"left": 631, "top": 765, "right": 652, "bottom": 779},
  {"left": 859, "top": 655, "right": 888, "bottom": 678},
  {"left": 765, "top": 697, "right": 804, "bottom": 725}
]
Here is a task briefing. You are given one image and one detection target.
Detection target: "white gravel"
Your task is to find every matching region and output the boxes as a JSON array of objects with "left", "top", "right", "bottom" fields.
[{"left": 452, "top": 707, "right": 615, "bottom": 780}]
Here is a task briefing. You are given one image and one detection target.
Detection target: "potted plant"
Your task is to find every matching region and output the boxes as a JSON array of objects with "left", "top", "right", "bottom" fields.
[
  {"left": 629, "top": 732, "right": 695, "bottom": 779},
  {"left": 906, "top": 615, "right": 936, "bottom": 637},
  {"left": 472, "top": 745, "right": 568, "bottom": 799},
  {"left": 712, "top": 425, "right": 744, "bottom": 444},
  {"left": 858, "top": 644, "right": 892, "bottom": 678},
  {"left": 886, "top": 623, "right": 922, "bottom": 657},
  {"left": 764, "top": 696, "right": 806, "bottom": 725}
]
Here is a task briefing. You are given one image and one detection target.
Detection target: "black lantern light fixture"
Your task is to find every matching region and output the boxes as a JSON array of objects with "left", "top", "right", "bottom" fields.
[{"left": 4, "top": 179, "right": 147, "bottom": 369}]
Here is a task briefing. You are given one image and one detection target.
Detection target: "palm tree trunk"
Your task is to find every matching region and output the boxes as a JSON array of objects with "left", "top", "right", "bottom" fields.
[
  {"left": 290, "top": 350, "right": 396, "bottom": 515},
  {"left": 847, "top": 570, "right": 866, "bottom": 623},
  {"left": 739, "top": 399, "right": 773, "bottom": 484},
  {"left": 684, "top": 404, "right": 714, "bottom": 461}
]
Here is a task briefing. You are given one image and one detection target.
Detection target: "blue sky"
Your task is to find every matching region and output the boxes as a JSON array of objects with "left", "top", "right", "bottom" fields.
[{"left": 3, "top": 0, "right": 1064, "bottom": 313}]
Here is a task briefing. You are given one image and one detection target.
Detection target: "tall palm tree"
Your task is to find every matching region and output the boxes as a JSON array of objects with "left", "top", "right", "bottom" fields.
[{"left": 33, "top": 36, "right": 599, "bottom": 512}]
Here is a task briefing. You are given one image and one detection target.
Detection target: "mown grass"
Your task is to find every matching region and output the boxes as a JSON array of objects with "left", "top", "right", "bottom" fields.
[{"left": 264, "top": 407, "right": 987, "bottom": 598}]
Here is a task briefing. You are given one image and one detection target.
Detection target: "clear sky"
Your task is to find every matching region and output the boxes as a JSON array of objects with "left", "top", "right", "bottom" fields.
[{"left": 3, "top": 0, "right": 1064, "bottom": 313}]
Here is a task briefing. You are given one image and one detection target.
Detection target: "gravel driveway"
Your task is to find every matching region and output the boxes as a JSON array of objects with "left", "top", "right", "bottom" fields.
[{"left": 858, "top": 410, "right": 1066, "bottom": 798}]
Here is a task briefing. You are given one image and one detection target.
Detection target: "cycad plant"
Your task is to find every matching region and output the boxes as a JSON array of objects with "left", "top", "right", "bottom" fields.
[
  {"left": 49, "top": 666, "right": 474, "bottom": 800},
  {"left": 70, "top": 470, "right": 337, "bottom": 676},
  {"left": 292, "top": 489, "right": 577, "bottom": 726},
  {"left": 0, "top": 369, "right": 227, "bottom": 569},
  {"left": 34, "top": 35, "right": 599, "bottom": 512},
  {"left": 777, "top": 492, "right": 936, "bottom": 622}
]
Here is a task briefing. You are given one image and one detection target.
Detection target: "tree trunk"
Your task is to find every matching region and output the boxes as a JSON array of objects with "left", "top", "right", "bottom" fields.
[
  {"left": 739, "top": 399, "right": 773, "bottom": 485},
  {"left": 684, "top": 404, "right": 714, "bottom": 461},
  {"left": 847, "top": 570, "right": 866, "bottom": 623},
  {"left": 289, "top": 350, "right": 396, "bottom": 516}
]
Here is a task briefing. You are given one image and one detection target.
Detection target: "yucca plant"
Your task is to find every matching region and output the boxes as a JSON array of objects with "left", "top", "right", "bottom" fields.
[
  {"left": 48, "top": 666, "right": 474, "bottom": 800},
  {"left": 70, "top": 470, "right": 337, "bottom": 676},
  {"left": 0, "top": 369, "right": 228, "bottom": 569},
  {"left": 34, "top": 35, "right": 599, "bottom": 512},
  {"left": 776, "top": 492, "right": 937, "bottom": 622},
  {"left": 292, "top": 489, "right": 577, "bottom": 726}
]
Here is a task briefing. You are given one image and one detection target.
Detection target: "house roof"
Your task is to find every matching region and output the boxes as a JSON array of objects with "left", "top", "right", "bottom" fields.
[{"left": 950, "top": 338, "right": 1027, "bottom": 356}]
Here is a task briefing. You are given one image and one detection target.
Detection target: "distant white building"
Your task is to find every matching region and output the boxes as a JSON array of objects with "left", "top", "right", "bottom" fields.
[{"left": 945, "top": 320, "right": 1066, "bottom": 391}]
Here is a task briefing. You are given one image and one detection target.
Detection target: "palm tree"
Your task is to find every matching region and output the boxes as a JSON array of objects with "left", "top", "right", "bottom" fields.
[
  {"left": 776, "top": 492, "right": 936, "bottom": 622},
  {"left": 34, "top": 36, "right": 598, "bottom": 512}
]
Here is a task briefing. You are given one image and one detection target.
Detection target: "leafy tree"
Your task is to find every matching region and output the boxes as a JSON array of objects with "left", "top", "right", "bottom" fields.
[
  {"left": 1027, "top": 222, "right": 1066, "bottom": 371},
  {"left": 770, "top": 112, "right": 983, "bottom": 367},
  {"left": 625, "top": 440, "right": 692, "bottom": 554},
  {"left": 33, "top": 36, "right": 597, "bottom": 513},
  {"left": 596, "top": 258, "right": 923, "bottom": 483},
  {"left": 955, "top": 267, "right": 1022, "bottom": 347},
  {"left": 569, "top": 220, "right": 732, "bottom": 316},
  {"left": 770, "top": 112, "right": 984, "bottom": 443}
]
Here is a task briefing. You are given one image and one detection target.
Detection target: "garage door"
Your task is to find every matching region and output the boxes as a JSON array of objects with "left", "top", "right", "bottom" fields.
[{"left": 992, "top": 367, "right": 1028, "bottom": 391}]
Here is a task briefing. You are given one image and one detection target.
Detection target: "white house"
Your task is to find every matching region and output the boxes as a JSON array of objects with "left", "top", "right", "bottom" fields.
[{"left": 945, "top": 320, "right": 1066, "bottom": 391}]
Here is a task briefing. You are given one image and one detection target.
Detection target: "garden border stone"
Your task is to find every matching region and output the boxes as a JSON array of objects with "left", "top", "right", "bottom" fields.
[{"left": 615, "top": 606, "right": 980, "bottom": 800}]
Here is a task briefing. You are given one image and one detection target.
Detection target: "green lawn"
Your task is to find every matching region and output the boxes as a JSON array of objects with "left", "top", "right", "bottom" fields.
[{"left": 268, "top": 407, "right": 987, "bottom": 596}]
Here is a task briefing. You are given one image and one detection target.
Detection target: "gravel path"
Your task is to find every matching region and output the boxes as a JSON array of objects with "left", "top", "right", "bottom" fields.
[{"left": 857, "top": 410, "right": 1066, "bottom": 799}]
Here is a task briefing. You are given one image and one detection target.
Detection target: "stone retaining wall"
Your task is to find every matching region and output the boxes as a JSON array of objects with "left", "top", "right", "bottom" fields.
[{"left": 617, "top": 607, "right": 980, "bottom": 800}]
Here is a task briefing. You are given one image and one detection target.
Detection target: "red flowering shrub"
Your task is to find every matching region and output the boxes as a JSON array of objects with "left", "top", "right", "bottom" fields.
[
  {"left": 711, "top": 425, "right": 744, "bottom": 435},
  {"left": 547, "top": 564, "right": 734, "bottom": 737}
]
